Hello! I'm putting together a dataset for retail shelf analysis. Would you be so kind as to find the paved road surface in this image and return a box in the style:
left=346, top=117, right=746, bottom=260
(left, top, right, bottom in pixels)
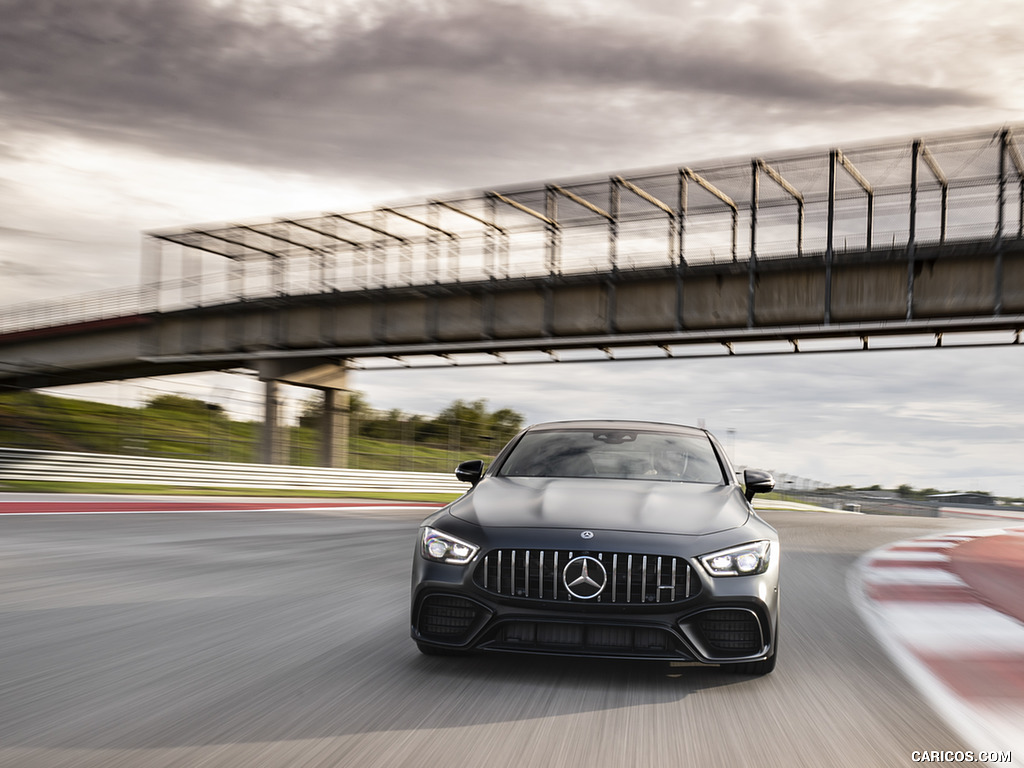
left=0, top=503, right=1010, bottom=768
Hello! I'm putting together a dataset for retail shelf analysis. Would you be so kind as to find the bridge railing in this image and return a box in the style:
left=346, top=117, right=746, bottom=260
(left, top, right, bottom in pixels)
left=0, top=447, right=467, bottom=495
left=2, top=125, right=1022, bottom=336
left=0, top=285, right=149, bottom=336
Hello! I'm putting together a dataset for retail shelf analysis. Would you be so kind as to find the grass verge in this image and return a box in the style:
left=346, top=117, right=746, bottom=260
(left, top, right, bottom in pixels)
left=0, top=480, right=460, bottom=504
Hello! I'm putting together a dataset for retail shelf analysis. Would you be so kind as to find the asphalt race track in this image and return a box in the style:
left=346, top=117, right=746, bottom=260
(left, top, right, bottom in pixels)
left=0, top=499, right=1013, bottom=768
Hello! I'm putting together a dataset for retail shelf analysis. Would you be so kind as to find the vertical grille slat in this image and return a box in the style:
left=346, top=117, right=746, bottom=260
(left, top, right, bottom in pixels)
left=553, top=551, right=559, bottom=600
left=656, top=556, right=663, bottom=603
left=476, top=550, right=699, bottom=605
left=612, top=554, right=618, bottom=602
left=524, top=550, right=530, bottom=598
left=626, top=555, right=633, bottom=602
left=538, top=551, right=545, bottom=600
left=642, top=556, right=648, bottom=603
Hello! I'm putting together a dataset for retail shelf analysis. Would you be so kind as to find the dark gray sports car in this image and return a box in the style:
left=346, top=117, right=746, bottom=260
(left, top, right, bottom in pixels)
left=410, top=419, right=779, bottom=674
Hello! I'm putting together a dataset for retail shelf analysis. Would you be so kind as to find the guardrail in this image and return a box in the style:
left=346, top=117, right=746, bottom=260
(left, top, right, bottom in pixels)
left=939, top=505, right=1024, bottom=522
left=0, top=448, right=467, bottom=495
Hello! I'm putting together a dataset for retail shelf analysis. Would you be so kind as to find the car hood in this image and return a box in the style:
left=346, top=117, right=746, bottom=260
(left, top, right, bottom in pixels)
left=450, top=476, right=750, bottom=536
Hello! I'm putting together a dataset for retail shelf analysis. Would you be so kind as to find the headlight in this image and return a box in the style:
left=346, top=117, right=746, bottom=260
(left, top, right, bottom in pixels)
left=421, top=526, right=479, bottom=565
left=698, top=541, right=771, bottom=577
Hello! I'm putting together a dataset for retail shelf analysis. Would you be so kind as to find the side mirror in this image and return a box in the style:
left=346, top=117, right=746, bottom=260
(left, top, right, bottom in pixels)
left=455, top=459, right=485, bottom=485
left=743, top=469, right=775, bottom=501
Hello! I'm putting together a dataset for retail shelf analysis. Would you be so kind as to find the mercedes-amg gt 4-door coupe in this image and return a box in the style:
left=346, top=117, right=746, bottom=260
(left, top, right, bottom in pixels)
left=411, top=420, right=779, bottom=674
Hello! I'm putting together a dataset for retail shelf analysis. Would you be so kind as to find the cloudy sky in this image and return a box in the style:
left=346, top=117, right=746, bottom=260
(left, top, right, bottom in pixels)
left=2, top=0, right=1023, bottom=496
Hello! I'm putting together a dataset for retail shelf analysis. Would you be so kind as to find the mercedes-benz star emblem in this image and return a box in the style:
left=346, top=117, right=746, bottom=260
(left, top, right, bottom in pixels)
left=562, top=556, right=607, bottom=600
left=580, top=530, right=594, bottom=540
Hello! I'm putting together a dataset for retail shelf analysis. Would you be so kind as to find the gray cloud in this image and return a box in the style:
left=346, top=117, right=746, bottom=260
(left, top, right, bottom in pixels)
left=0, top=0, right=991, bottom=189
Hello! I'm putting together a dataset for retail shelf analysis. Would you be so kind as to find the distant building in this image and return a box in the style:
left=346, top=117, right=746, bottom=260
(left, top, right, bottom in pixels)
left=927, top=492, right=997, bottom=507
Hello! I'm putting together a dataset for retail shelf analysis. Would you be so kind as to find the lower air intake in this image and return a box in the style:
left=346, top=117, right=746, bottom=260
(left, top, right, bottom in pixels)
left=695, top=609, right=764, bottom=655
left=489, top=621, right=680, bottom=657
left=418, top=595, right=483, bottom=642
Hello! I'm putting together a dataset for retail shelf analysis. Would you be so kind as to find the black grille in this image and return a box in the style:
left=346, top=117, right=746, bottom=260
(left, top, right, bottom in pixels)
left=695, top=609, right=763, bottom=655
left=490, top=621, right=680, bottom=656
left=474, top=549, right=697, bottom=604
left=418, top=595, right=484, bottom=641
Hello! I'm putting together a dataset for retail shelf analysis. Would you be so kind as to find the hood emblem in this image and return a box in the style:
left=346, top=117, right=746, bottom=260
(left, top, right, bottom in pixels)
left=580, top=530, right=594, bottom=539
left=563, top=556, right=607, bottom=599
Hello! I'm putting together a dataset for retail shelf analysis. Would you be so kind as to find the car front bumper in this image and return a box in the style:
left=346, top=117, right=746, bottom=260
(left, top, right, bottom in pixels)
left=411, top=547, right=779, bottom=664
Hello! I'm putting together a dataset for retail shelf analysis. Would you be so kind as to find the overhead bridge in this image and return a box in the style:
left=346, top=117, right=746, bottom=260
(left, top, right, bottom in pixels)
left=1, top=125, right=1023, bottom=461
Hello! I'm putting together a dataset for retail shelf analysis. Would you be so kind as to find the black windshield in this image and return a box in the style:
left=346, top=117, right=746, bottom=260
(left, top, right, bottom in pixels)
left=498, top=429, right=726, bottom=484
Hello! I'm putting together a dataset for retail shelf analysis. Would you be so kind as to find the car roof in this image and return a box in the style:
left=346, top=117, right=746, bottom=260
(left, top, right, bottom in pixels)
left=524, top=419, right=709, bottom=437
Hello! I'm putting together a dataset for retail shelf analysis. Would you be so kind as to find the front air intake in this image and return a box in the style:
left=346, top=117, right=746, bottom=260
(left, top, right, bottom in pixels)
left=416, top=595, right=486, bottom=642
left=694, top=609, right=764, bottom=655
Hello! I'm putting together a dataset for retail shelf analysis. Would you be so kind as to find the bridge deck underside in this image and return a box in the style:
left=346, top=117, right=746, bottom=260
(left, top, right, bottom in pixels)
left=142, top=240, right=1024, bottom=369
left=2, top=239, right=1023, bottom=390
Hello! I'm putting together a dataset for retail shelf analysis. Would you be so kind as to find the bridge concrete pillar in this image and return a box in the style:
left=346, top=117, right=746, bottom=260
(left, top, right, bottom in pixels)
left=322, top=387, right=351, bottom=469
left=260, top=378, right=289, bottom=465
left=256, top=358, right=350, bottom=468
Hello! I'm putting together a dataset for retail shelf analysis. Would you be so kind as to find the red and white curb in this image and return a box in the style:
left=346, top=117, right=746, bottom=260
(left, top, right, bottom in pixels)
left=850, top=527, right=1024, bottom=765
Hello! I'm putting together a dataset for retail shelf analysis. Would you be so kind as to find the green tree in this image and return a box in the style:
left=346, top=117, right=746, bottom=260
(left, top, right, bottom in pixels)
left=426, top=399, right=525, bottom=451
left=488, top=407, right=524, bottom=444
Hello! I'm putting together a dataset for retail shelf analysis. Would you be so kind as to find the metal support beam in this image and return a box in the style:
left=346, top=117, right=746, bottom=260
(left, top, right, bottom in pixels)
left=548, top=185, right=613, bottom=221
left=680, top=167, right=739, bottom=262
left=431, top=200, right=508, bottom=233
left=380, top=206, right=459, bottom=285
left=1002, top=130, right=1024, bottom=238
left=329, top=213, right=410, bottom=244
left=486, top=192, right=556, bottom=226
left=550, top=183, right=618, bottom=271
left=484, top=195, right=497, bottom=279
left=380, top=207, right=459, bottom=239
left=908, top=140, right=920, bottom=320
left=826, top=151, right=836, bottom=324
left=835, top=150, right=874, bottom=251
left=612, top=176, right=676, bottom=264
left=755, top=159, right=805, bottom=257
left=614, top=176, right=673, bottom=215
left=996, top=129, right=1008, bottom=315
left=545, top=188, right=560, bottom=275
left=677, top=170, right=688, bottom=266
left=183, top=229, right=281, bottom=260
left=909, top=140, right=920, bottom=255
left=749, top=160, right=759, bottom=327
left=285, top=218, right=368, bottom=249
left=487, top=192, right=558, bottom=275
left=750, top=160, right=760, bottom=263
left=236, top=224, right=319, bottom=253
left=609, top=179, right=620, bottom=270
left=919, top=144, right=949, bottom=244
